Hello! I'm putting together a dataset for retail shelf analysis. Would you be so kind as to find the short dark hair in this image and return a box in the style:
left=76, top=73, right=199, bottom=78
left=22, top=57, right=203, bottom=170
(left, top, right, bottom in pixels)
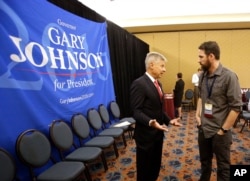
left=198, top=41, right=220, bottom=60
left=177, top=72, right=182, bottom=78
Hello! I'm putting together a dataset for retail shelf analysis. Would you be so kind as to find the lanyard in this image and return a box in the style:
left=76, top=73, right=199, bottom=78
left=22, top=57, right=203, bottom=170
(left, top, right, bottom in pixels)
left=206, top=76, right=217, bottom=98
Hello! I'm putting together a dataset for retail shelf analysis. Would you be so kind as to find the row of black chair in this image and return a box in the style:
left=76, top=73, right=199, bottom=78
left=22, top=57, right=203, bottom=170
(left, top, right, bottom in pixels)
left=233, top=91, right=250, bottom=133
left=109, top=101, right=135, bottom=139
left=234, top=110, right=250, bottom=133
left=239, top=91, right=250, bottom=132
left=1, top=129, right=89, bottom=181
left=89, top=107, right=126, bottom=149
left=181, top=89, right=194, bottom=112
left=0, top=101, right=135, bottom=181
left=17, top=128, right=89, bottom=181
left=0, top=148, right=17, bottom=181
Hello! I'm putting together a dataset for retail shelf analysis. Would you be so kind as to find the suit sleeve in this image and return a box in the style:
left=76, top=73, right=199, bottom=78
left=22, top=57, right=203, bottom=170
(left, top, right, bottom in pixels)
left=130, top=79, right=152, bottom=127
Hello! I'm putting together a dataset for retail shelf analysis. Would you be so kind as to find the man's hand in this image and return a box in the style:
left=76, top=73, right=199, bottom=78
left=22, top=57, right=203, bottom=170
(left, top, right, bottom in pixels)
left=150, top=119, right=169, bottom=132
left=217, top=129, right=224, bottom=135
left=170, top=118, right=183, bottom=126
left=196, top=115, right=201, bottom=126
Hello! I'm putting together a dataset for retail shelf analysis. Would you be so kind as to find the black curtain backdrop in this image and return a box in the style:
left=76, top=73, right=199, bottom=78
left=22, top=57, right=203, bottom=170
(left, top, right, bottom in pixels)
left=48, top=0, right=106, bottom=22
left=48, top=0, right=149, bottom=117
left=107, top=21, right=149, bottom=117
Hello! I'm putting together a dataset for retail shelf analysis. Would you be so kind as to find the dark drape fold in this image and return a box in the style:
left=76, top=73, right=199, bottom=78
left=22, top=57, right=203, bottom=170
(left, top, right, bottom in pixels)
left=48, top=0, right=149, bottom=117
left=107, top=21, right=149, bottom=117
left=48, top=0, right=106, bottom=22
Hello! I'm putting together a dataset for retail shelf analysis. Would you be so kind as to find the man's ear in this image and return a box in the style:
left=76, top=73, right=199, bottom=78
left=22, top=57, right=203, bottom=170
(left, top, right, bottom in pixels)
left=149, top=62, right=154, bottom=68
left=209, top=53, right=215, bottom=59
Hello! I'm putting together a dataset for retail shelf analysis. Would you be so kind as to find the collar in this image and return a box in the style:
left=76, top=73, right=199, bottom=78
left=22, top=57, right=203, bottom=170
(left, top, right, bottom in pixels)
left=145, top=72, right=156, bottom=83
left=205, top=63, right=223, bottom=77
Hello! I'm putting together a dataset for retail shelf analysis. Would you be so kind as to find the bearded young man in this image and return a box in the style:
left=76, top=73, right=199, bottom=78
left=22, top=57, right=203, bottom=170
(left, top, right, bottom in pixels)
left=195, top=41, right=242, bottom=181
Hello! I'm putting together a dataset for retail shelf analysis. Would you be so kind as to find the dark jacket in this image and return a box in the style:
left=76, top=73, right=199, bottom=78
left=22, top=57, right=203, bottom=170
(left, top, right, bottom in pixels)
left=173, top=79, right=185, bottom=107
left=130, top=74, right=170, bottom=149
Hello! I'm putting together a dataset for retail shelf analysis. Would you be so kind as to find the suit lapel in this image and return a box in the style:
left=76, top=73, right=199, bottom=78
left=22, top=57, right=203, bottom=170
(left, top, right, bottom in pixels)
left=143, top=74, right=163, bottom=102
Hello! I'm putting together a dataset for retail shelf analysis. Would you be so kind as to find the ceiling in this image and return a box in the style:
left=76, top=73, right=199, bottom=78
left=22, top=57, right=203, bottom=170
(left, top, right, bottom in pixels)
left=78, top=0, right=250, bottom=33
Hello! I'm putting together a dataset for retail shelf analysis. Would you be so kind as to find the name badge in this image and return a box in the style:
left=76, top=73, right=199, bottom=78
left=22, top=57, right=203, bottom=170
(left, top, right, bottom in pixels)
left=204, top=102, right=213, bottom=118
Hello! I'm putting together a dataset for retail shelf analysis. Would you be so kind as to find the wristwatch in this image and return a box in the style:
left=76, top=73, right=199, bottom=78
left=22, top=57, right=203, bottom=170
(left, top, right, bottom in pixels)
left=220, top=127, right=228, bottom=133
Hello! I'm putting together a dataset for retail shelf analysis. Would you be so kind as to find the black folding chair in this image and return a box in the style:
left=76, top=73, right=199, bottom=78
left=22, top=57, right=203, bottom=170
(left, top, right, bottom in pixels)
left=16, top=129, right=86, bottom=181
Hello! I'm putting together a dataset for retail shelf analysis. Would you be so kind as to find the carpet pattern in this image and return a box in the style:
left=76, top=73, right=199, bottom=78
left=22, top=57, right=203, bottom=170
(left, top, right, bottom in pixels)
left=88, top=110, right=250, bottom=181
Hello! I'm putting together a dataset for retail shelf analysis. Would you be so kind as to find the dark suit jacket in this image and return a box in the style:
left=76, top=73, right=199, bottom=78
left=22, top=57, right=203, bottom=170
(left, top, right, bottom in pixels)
left=130, top=74, right=170, bottom=149
left=173, top=79, right=185, bottom=107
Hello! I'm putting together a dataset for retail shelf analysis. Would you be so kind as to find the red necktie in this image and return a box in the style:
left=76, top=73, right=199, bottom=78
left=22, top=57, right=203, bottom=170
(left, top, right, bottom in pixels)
left=154, top=80, right=163, bottom=99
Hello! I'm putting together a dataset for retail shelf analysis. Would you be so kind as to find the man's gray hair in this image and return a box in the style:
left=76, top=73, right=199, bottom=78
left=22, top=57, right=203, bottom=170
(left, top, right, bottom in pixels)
left=145, top=52, right=167, bottom=69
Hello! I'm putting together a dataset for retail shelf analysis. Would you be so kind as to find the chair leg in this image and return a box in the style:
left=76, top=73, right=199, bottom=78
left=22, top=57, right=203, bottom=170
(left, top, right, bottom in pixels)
left=113, top=142, right=119, bottom=158
left=233, top=115, right=241, bottom=128
left=128, top=126, right=134, bottom=139
left=126, top=129, right=132, bottom=140
left=240, top=119, right=248, bottom=133
left=101, top=151, right=108, bottom=171
left=84, top=165, right=92, bottom=181
left=122, top=134, right=127, bottom=147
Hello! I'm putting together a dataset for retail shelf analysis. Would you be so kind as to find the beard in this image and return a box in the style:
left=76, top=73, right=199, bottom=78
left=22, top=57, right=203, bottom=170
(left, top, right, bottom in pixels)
left=200, top=61, right=211, bottom=72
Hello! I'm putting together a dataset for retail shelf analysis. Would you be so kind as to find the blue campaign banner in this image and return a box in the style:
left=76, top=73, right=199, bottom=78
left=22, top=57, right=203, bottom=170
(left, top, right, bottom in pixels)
left=0, top=0, right=115, bottom=179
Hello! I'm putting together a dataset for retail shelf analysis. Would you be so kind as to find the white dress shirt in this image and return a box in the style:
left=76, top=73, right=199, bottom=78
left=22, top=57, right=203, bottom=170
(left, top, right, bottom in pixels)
left=192, top=73, right=199, bottom=86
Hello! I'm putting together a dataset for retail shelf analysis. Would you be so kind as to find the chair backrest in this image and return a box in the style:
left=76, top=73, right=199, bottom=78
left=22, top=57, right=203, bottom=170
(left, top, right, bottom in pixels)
left=16, top=129, right=86, bottom=181
left=98, top=104, right=111, bottom=125
left=87, top=108, right=103, bottom=132
left=185, top=89, right=194, bottom=100
left=49, top=120, right=74, bottom=152
left=71, top=113, right=91, bottom=140
left=109, top=101, right=120, bottom=119
left=0, top=148, right=16, bottom=181
left=16, top=129, right=51, bottom=167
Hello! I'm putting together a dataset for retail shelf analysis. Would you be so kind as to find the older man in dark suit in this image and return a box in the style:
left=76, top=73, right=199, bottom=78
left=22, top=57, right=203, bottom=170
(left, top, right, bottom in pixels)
left=130, top=52, right=182, bottom=181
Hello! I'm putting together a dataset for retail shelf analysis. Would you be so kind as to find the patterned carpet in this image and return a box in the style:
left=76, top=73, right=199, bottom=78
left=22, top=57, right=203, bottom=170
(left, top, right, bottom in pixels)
left=87, top=110, right=250, bottom=181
